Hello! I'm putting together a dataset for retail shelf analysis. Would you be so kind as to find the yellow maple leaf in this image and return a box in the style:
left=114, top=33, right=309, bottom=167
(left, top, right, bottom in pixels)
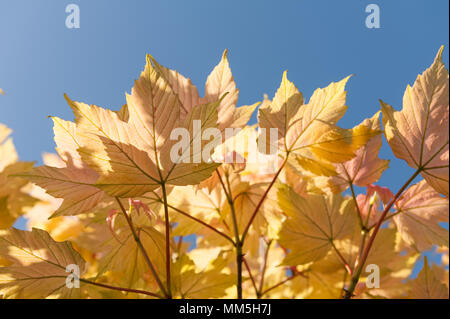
left=278, top=184, right=356, bottom=266
left=258, top=72, right=379, bottom=176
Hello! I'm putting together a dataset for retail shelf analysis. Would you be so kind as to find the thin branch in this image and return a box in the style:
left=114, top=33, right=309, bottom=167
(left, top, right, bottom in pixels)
left=160, top=182, right=173, bottom=298
left=221, top=169, right=244, bottom=299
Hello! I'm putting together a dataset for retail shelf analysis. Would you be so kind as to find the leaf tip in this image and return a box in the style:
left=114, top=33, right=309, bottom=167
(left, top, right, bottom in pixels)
left=222, top=49, right=228, bottom=59
left=435, top=45, right=445, bottom=61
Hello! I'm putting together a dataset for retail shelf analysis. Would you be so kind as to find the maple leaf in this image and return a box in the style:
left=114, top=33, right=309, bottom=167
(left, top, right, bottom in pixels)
left=18, top=118, right=105, bottom=217
left=23, top=175, right=85, bottom=242
left=0, top=124, right=18, bottom=172
left=150, top=50, right=258, bottom=131
left=353, top=184, right=394, bottom=229
left=172, top=254, right=233, bottom=299
left=409, top=256, right=449, bottom=299
left=258, top=72, right=379, bottom=176
left=67, top=56, right=221, bottom=197
left=0, top=125, right=37, bottom=229
left=97, top=222, right=167, bottom=290
left=381, top=46, right=449, bottom=197
left=278, top=184, right=356, bottom=266
left=167, top=185, right=226, bottom=238
left=393, top=180, right=449, bottom=251
left=222, top=181, right=280, bottom=239
left=0, top=228, right=85, bottom=298
left=314, top=112, right=389, bottom=193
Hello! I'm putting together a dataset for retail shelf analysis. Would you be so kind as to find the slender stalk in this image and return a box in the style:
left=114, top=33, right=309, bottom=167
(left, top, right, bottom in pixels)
left=241, top=157, right=287, bottom=242
left=166, top=203, right=235, bottom=246
left=160, top=182, right=172, bottom=298
left=258, top=240, right=272, bottom=294
left=242, top=257, right=259, bottom=298
left=354, top=202, right=374, bottom=268
left=146, top=192, right=235, bottom=245
left=369, top=209, right=401, bottom=229
left=80, top=278, right=163, bottom=298
left=331, top=241, right=353, bottom=275
left=348, top=181, right=366, bottom=230
left=260, top=271, right=304, bottom=297
left=355, top=230, right=368, bottom=269
left=115, top=197, right=169, bottom=298
left=344, top=169, right=421, bottom=299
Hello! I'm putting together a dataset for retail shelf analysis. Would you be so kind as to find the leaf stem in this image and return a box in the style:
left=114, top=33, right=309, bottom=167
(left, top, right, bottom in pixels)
left=241, top=157, right=287, bottom=242
left=80, top=278, right=163, bottom=298
left=260, top=271, right=304, bottom=297
left=145, top=192, right=235, bottom=245
left=115, top=197, right=169, bottom=298
left=166, top=203, right=235, bottom=246
left=343, top=169, right=421, bottom=298
left=348, top=181, right=366, bottom=231
left=331, top=240, right=353, bottom=275
left=242, top=256, right=259, bottom=298
left=258, top=239, right=273, bottom=294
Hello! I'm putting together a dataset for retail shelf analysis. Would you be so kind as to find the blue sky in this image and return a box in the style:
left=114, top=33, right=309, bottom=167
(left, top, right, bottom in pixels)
left=0, top=1, right=449, bottom=272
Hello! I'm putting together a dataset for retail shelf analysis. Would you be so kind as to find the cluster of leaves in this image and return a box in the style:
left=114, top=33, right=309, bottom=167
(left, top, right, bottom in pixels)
left=0, top=47, right=448, bottom=299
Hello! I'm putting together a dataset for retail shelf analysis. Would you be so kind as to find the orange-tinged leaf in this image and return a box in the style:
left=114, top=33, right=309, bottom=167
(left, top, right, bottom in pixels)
left=393, top=180, right=449, bottom=251
left=316, top=112, right=389, bottom=192
left=381, top=46, right=449, bottom=196
left=409, top=256, right=449, bottom=299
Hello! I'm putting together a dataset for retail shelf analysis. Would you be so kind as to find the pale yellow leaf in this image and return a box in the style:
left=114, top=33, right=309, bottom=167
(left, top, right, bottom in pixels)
left=0, top=228, right=85, bottom=298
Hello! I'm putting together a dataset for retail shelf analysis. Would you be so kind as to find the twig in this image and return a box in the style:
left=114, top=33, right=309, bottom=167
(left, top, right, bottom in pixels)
left=160, top=182, right=173, bottom=298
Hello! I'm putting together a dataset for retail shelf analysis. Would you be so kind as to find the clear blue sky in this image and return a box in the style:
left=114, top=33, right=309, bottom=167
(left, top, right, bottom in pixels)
left=1, top=1, right=448, bottom=272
